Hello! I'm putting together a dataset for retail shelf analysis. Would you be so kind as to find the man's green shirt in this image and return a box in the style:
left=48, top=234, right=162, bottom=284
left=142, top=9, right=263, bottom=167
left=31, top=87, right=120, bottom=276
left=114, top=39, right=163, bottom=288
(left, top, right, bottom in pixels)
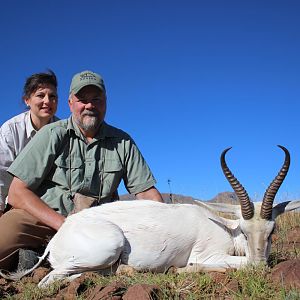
left=8, top=117, right=157, bottom=216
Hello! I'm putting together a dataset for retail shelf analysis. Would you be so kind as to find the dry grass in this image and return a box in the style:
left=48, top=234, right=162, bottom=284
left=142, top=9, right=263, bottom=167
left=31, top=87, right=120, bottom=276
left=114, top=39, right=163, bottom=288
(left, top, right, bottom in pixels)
left=269, top=211, right=300, bottom=266
left=276, top=211, right=300, bottom=231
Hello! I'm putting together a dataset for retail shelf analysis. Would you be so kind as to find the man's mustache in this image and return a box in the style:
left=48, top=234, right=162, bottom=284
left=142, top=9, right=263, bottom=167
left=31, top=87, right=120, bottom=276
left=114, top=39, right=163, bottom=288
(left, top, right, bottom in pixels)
left=82, top=110, right=99, bottom=117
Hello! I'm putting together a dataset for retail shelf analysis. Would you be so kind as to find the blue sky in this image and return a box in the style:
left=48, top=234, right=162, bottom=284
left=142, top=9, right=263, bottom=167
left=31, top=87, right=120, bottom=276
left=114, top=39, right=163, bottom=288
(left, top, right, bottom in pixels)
left=1, top=1, right=300, bottom=201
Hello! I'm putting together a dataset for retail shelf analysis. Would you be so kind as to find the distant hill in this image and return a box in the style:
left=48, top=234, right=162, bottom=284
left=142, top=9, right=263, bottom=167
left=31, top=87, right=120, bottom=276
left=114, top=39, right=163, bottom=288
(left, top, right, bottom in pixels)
left=119, top=193, right=199, bottom=204
left=119, top=191, right=238, bottom=205
left=208, top=192, right=239, bottom=204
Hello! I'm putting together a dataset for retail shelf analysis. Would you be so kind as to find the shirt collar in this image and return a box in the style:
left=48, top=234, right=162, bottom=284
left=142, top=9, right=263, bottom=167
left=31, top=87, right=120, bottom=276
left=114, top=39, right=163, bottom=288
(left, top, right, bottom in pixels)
left=25, top=112, right=59, bottom=139
left=67, top=116, right=117, bottom=141
left=25, top=111, right=37, bottom=139
left=96, top=122, right=115, bottom=139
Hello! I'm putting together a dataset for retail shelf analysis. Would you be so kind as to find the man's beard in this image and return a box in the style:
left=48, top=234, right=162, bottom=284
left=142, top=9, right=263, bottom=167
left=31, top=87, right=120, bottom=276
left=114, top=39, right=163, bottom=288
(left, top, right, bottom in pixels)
left=74, top=110, right=101, bottom=132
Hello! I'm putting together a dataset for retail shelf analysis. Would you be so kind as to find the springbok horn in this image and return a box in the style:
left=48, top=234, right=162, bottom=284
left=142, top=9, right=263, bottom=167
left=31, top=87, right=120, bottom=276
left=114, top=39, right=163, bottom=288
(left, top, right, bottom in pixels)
left=260, top=145, right=290, bottom=220
left=221, top=147, right=254, bottom=220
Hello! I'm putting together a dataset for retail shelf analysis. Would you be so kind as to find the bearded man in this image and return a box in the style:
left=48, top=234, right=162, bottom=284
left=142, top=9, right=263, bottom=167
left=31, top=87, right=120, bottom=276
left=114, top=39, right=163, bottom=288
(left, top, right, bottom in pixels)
left=0, top=70, right=163, bottom=271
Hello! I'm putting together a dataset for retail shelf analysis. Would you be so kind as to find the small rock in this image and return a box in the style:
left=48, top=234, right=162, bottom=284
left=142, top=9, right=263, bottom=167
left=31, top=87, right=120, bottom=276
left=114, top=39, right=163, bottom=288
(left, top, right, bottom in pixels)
left=123, top=284, right=160, bottom=300
left=223, top=278, right=239, bottom=294
left=85, top=281, right=125, bottom=300
left=116, top=264, right=137, bottom=277
left=271, top=259, right=300, bottom=288
left=209, top=272, right=227, bottom=283
left=32, top=267, right=50, bottom=283
left=55, top=278, right=85, bottom=300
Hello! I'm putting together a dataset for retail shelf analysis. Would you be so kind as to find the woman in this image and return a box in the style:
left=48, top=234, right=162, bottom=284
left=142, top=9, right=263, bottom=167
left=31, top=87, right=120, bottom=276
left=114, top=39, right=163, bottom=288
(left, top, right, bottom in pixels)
left=0, top=70, right=59, bottom=216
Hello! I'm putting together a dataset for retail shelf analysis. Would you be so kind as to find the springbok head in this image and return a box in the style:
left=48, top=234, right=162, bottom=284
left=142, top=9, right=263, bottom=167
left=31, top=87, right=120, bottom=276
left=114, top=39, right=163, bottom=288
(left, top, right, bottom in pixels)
left=220, top=145, right=297, bottom=263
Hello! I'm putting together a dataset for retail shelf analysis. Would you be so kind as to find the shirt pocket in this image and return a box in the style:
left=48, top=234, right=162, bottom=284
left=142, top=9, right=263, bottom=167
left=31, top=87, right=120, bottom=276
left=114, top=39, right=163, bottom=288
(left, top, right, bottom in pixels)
left=101, top=159, right=123, bottom=196
left=53, top=155, right=84, bottom=188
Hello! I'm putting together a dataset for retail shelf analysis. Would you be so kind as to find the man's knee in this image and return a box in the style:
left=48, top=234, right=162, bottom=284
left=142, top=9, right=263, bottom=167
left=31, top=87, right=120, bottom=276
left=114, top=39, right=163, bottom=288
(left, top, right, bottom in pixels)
left=0, top=209, right=55, bottom=270
left=0, top=209, right=29, bottom=252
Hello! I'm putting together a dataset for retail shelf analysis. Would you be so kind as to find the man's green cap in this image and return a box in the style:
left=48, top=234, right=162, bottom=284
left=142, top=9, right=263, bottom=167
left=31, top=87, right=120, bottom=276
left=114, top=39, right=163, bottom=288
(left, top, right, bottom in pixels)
left=69, top=70, right=106, bottom=94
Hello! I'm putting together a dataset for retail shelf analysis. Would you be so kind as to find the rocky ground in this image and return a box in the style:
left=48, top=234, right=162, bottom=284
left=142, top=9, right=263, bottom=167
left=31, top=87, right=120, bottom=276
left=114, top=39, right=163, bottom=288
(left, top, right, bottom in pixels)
left=0, top=259, right=299, bottom=299
left=0, top=197, right=299, bottom=299
left=0, top=227, right=299, bottom=299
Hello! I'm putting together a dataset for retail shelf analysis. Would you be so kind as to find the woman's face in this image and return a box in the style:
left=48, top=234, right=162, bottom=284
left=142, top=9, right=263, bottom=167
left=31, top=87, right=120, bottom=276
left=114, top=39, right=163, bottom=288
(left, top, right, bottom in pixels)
left=24, top=84, right=58, bottom=122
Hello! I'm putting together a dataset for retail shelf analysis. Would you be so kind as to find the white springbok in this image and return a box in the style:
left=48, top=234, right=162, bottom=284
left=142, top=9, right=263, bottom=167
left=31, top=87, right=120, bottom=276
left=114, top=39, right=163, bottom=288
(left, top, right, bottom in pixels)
left=1, top=145, right=300, bottom=286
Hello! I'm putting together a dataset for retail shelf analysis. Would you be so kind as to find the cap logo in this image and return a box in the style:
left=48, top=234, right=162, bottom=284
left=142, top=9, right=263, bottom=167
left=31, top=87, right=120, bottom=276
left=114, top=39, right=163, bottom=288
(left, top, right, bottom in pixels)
left=80, top=73, right=98, bottom=81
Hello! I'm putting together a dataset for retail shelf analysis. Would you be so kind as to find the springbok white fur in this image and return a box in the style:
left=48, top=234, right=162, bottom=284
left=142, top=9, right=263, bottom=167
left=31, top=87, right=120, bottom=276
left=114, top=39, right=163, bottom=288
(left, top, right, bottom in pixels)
left=2, top=199, right=299, bottom=287
left=1, top=145, right=299, bottom=286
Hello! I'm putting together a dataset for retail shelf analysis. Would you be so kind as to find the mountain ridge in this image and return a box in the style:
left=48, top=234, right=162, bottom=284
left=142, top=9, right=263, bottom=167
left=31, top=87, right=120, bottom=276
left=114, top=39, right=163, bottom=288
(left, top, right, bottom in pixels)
left=119, top=191, right=239, bottom=204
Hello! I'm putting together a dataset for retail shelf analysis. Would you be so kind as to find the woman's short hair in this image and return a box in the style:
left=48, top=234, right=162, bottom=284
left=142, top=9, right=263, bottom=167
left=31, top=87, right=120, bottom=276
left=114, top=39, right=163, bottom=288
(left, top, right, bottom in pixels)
left=23, top=69, right=57, bottom=99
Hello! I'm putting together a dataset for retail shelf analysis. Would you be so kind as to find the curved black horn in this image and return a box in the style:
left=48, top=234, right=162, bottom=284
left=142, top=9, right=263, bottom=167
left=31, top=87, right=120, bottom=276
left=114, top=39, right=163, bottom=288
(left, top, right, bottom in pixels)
left=221, top=147, right=254, bottom=220
left=260, top=145, right=290, bottom=220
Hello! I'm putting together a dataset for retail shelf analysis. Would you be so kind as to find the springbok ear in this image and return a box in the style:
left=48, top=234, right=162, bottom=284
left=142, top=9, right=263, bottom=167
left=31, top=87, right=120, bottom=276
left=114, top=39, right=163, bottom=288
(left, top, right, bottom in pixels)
left=272, top=200, right=300, bottom=219
left=209, top=216, right=239, bottom=231
left=197, top=202, right=242, bottom=218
